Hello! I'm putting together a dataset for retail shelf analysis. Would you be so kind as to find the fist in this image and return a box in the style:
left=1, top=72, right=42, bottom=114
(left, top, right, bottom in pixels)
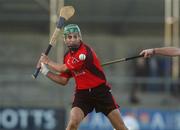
left=40, top=53, right=49, bottom=64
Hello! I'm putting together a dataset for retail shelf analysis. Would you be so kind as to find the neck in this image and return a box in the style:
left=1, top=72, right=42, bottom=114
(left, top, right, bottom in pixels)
left=69, top=42, right=82, bottom=52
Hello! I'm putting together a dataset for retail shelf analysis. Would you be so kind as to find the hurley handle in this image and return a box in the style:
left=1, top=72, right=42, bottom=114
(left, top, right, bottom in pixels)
left=32, top=44, right=52, bottom=79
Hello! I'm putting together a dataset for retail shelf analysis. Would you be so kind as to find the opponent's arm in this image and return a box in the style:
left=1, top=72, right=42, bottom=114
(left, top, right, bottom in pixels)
left=41, top=63, right=69, bottom=86
left=140, top=47, right=180, bottom=58
left=154, top=47, right=180, bottom=56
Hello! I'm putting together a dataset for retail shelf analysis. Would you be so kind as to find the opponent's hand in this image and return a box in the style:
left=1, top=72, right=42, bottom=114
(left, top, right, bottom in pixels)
left=40, top=53, right=50, bottom=65
left=140, top=48, right=154, bottom=58
left=40, top=63, right=49, bottom=76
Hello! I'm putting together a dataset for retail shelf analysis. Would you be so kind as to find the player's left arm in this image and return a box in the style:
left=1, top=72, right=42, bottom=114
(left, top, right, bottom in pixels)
left=48, top=61, right=69, bottom=73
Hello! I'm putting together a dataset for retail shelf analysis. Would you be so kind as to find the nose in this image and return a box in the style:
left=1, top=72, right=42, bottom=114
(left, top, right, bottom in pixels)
left=69, top=37, right=78, bottom=43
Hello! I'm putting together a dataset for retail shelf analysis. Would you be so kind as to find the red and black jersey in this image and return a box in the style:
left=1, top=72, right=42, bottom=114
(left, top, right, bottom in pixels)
left=60, top=41, right=107, bottom=90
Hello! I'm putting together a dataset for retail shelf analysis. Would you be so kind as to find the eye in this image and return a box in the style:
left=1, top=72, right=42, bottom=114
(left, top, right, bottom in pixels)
left=67, top=35, right=72, bottom=39
left=73, top=35, right=78, bottom=39
left=66, top=34, right=79, bottom=39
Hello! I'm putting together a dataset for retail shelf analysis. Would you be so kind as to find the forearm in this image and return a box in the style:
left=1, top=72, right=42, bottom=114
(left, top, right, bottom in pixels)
left=48, top=60, right=68, bottom=73
left=40, top=53, right=68, bottom=72
left=154, top=47, right=180, bottom=56
left=46, top=71, right=69, bottom=86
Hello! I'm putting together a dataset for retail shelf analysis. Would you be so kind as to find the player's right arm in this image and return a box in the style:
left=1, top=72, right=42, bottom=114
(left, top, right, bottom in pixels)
left=41, top=63, right=69, bottom=86
left=46, top=71, right=69, bottom=86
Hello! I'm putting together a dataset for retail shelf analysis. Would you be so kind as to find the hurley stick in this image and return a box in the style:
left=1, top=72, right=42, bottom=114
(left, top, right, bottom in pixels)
left=32, top=6, right=75, bottom=79
left=101, top=55, right=143, bottom=67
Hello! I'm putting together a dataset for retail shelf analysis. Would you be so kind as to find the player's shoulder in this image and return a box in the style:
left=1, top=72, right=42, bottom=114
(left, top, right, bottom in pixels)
left=80, top=41, right=89, bottom=47
left=81, top=41, right=94, bottom=52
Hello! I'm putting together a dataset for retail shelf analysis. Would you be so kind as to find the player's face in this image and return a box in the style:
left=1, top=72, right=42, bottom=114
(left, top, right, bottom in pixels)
left=64, top=33, right=81, bottom=49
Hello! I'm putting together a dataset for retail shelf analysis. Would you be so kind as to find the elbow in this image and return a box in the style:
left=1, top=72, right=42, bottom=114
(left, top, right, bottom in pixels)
left=60, top=68, right=68, bottom=73
left=54, top=74, right=69, bottom=86
left=59, top=78, right=68, bottom=86
left=59, top=64, right=69, bottom=73
left=61, top=82, right=68, bottom=86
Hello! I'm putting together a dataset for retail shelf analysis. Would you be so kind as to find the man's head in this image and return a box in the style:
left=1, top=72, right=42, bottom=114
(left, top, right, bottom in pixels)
left=63, top=24, right=82, bottom=51
left=64, top=24, right=82, bottom=39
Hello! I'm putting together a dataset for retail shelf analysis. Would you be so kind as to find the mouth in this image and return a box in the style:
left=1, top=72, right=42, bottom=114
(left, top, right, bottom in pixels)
left=68, top=45, right=75, bottom=48
left=67, top=44, right=80, bottom=51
